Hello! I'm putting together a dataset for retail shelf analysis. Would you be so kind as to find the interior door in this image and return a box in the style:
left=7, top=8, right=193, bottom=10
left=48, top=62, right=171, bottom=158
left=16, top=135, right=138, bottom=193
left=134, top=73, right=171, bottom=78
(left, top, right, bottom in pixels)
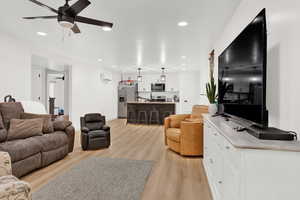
left=179, top=73, right=200, bottom=114
left=31, top=69, right=43, bottom=103
left=181, top=99, right=193, bottom=114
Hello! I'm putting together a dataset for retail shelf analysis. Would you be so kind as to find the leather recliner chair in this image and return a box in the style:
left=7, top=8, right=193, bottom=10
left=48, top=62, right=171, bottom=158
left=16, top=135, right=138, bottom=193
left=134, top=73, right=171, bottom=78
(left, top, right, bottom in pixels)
left=164, top=105, right=208, bottom=156
left=80, top=113, right=111, bottom=150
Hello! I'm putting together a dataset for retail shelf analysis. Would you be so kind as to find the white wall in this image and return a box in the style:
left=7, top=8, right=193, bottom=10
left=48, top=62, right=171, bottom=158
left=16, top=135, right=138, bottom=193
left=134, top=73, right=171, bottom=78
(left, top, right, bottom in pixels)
left=213, top=0, right=300, bottom=134
left=72, top=64, right=120, bottom=129
left=0, top=32, right=120, bottom=130
left=0, top=32, right=31, bottom=101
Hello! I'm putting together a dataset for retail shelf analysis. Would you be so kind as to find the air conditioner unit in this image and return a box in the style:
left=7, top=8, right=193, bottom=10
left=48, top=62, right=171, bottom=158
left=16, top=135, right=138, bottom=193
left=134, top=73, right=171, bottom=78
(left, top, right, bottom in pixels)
left=100, top=72, right=113, bottom=82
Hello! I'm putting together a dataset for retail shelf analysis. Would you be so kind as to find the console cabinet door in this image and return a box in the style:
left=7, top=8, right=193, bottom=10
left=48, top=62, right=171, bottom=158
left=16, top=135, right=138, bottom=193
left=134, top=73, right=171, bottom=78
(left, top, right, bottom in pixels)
left=222, top=158, right=240, bottom=200
left=204, top=124, right=210, bottom=160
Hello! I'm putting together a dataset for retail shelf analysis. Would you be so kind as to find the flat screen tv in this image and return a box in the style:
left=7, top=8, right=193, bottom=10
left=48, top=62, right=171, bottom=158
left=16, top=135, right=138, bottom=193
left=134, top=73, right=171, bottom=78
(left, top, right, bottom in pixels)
left=218, top=9, right=268, bottom=128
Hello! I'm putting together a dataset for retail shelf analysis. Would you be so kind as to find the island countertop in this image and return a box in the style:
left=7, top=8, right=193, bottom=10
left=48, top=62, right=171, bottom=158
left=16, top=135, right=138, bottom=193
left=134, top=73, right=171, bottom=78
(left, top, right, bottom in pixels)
left=126, top=101, right=176, bottom=124
left=127, top=101, right=176, bottom=105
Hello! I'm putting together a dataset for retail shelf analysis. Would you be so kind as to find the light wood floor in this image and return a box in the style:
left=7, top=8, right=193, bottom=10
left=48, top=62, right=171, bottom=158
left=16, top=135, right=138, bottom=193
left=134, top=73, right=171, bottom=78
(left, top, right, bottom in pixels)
left=22, top=119, right=212, bottom=200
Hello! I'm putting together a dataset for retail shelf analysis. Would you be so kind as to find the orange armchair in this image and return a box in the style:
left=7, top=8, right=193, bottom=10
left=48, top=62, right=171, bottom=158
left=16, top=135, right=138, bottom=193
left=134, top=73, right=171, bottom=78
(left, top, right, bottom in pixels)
left=164, top=105, right=208, bottom=156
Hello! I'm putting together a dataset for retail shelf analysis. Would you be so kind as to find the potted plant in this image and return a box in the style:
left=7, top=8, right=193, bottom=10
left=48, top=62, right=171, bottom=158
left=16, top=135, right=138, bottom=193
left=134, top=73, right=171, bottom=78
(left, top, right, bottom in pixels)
left=206, top=50, right=218, bottom=114
left=206, top=77, right=218, bottom=114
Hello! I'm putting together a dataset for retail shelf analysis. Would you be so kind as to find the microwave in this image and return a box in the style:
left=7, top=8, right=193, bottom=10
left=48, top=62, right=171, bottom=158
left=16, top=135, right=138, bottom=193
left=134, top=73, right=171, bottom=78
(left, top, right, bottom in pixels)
left=151, top=83, right=165, bottom=92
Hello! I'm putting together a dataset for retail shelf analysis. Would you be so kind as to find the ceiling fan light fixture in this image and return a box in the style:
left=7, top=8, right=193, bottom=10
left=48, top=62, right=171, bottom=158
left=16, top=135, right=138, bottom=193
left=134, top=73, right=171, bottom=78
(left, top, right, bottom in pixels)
left=102, top=26, right=112, bottom=31
left=59, top=20, right=74, bottom=29
left=24, top=0, right=114, bottom=34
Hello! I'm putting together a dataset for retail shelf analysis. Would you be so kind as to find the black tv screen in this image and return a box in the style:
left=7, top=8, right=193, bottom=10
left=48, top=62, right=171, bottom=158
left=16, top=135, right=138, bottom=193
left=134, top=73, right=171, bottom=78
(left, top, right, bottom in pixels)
left=218, top=9, right=268, bottom=128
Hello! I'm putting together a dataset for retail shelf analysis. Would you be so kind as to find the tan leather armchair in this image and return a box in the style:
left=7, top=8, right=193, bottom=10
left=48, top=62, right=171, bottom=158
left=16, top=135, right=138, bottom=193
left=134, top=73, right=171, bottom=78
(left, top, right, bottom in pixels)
left=164, top=105, right=208, bottom=156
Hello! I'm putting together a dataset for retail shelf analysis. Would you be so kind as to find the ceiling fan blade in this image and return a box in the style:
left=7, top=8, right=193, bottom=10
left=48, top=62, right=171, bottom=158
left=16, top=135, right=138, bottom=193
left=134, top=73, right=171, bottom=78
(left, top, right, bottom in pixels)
left=71, top=23, right=81, bottom=34
left=23, top=15, right=57, bottom=20
left=65, top=0, right=91, bottom=17
left=27, top=0, right=59, bottom=14
left=75, top=16, right=113, bottom=28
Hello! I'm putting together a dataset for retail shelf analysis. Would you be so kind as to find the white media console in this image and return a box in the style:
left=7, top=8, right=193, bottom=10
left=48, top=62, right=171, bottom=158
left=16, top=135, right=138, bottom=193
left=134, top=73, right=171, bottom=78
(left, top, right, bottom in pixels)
left=203, top=114, right=300, bottom=200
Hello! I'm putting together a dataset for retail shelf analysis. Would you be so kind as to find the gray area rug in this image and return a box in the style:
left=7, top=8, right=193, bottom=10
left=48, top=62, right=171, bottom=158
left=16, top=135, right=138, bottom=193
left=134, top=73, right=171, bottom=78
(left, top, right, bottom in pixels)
left=33, top=157, right=154, bottom=200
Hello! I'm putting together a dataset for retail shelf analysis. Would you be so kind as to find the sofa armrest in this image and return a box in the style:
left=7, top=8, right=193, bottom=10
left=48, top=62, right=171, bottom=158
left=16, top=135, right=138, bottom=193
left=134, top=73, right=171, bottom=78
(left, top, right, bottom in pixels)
left=81, top=126, right=90, bottom=133
left=180, top=121, right=203, bottom=156
left=81, top=131, right=89, bottom=151
left=0, top=151, right=12, bottom=176
left=164, top=117, right=171, bottom=129
left=53, top=120, right=72, bottom=131
left=102, top=125, right=110, bottom=132
left=164, top=117, right=171, bottom=145
left=65, top=125, right=75, bottom=153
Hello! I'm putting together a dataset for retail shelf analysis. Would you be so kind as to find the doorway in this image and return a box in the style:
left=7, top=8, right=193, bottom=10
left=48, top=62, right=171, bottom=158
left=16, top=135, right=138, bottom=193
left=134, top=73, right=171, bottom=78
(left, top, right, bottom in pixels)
left=46, top=69, right=70, bottom=115
left=31, top=54, right=72, bottom=116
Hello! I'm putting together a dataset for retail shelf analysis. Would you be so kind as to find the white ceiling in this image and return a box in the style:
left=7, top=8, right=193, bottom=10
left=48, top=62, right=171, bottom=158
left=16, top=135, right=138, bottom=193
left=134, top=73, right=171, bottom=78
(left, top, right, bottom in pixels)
left=0, top=0, right=241, bottom=73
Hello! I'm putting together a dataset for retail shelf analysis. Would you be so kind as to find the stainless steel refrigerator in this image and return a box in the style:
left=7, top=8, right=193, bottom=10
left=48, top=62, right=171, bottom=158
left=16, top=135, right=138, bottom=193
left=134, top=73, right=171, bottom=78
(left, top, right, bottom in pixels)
left=118, top=83, right=138, bottom=118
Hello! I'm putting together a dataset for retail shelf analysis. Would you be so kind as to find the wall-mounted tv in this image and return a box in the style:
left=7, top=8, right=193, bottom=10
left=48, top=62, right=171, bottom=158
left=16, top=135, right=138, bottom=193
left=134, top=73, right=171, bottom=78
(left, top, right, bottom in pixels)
left=218, top=9, right=268, bottom=128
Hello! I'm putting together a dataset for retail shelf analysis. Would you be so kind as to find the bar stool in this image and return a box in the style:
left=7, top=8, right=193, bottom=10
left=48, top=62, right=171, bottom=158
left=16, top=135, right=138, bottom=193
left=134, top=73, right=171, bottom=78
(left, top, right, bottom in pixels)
left=149, top=108, right=160, bottom=125
left=127, top=109, right=136, bottom=124
left=138, top=110, right=148, bottom=124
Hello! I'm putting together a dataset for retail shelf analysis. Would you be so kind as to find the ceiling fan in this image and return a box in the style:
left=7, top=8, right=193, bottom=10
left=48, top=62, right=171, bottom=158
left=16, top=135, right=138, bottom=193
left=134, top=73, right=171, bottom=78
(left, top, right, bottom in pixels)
left=23, top=0, right=113, bottom=34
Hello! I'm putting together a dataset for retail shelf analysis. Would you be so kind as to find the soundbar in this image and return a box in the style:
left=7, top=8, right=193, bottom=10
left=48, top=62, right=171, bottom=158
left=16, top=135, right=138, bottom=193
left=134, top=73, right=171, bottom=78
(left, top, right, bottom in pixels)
left=246, top=127, right=297, bottom=141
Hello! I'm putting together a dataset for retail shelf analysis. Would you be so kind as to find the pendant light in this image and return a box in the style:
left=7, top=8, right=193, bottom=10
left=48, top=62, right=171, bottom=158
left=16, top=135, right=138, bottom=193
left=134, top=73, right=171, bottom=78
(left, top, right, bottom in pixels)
left=160, top=67, right=166, bottom=82
left=137, top=68, right=142, bottom=82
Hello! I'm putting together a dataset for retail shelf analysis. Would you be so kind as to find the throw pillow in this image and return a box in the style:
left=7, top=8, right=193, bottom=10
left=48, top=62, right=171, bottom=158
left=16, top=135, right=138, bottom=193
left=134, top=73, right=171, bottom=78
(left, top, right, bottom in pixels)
left=7, top=118, right=43, bottom=141
left=21, top=113, right=54, bottom=134
left=53, top=120, right=72, bottom=131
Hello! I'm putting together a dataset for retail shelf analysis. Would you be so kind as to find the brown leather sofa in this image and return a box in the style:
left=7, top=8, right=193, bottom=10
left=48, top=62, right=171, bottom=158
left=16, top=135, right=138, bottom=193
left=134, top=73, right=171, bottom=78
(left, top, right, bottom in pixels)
left=0, top=102, right=75, bottom=177
left=164, top=105, right=208, bottom=156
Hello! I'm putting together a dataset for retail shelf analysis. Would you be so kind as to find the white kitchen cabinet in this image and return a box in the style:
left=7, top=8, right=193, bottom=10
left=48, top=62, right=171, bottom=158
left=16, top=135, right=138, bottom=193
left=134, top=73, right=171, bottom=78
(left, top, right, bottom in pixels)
left=203, top=115, right=300, bottom=200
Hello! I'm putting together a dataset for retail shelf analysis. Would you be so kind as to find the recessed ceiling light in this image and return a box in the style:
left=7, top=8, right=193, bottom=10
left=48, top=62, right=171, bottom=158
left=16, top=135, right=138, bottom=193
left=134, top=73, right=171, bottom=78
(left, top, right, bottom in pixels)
left=178, top=21, right=188, bottom=27
left=98, top=58, right=103, bottom=62
left=181, top=56, right=186, bottom=59
left=102, top=27, right=112, bottom=31
left=37, top=32, right=47, bottom=36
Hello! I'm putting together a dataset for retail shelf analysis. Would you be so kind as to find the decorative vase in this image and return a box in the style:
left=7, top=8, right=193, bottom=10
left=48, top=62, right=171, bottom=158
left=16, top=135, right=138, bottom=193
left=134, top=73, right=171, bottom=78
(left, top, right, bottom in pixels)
left=208, top=104, right=217, bottom=115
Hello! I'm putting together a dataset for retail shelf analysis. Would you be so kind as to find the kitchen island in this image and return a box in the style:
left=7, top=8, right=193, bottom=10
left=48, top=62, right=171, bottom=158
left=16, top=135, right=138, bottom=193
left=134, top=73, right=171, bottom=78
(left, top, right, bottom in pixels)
left=127, top=102, right=176, bottom=125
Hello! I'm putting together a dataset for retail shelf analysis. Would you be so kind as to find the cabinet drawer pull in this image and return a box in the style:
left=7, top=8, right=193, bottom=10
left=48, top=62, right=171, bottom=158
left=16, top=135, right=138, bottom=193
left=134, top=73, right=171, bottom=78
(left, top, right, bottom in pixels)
left=209, top=158, right=214, bottom=164
left=218, top=181, right=223, bottom=184
left=225, top=146, right=230, bottom=150
left=213, top=133, right=218, bottom=136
